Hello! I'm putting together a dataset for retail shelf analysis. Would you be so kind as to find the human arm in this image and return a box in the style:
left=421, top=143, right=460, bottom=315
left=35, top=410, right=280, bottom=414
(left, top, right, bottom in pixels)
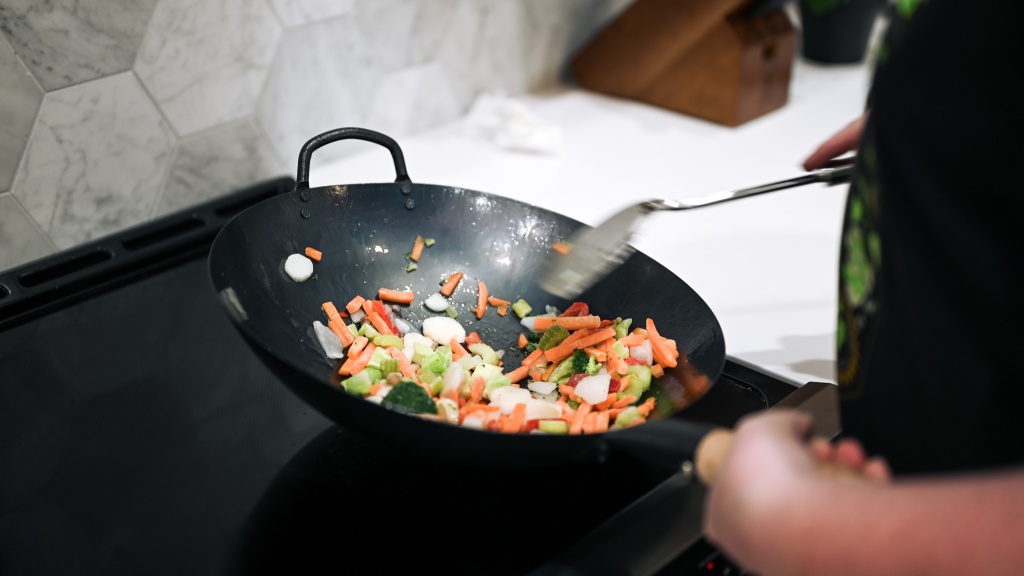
left=702, top=409, right=1024, bottom=576
left=802, top=112, right=869, bottom=171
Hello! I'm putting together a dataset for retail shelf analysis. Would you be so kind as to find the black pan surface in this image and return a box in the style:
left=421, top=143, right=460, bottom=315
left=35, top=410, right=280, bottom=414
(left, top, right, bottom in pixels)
left=208, top=128, right=726, bottom=468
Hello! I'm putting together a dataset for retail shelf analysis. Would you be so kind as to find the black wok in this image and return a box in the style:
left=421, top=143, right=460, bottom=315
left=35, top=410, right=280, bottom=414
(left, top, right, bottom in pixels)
left=208, top=127, right=726, bottom=470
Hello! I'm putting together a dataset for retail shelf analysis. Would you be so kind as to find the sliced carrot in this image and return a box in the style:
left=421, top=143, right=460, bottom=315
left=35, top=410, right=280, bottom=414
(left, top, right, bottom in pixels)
left=465, top=332, right=483, bottom=348
left=646, top=318, right=678, bottom=368
left=594, top=392, right=618, bottom=411
left=338, top=342, right=377, bottom=376
left=487, top=296, right=511, bottom=307
left=532, top=315, right=602, bottom=332
left=366, top=311, right=394, bottom=336
left=581, top=411, right=598, bottom=434
left=637, top=397, right=657, bottom=416
left=521, top=348, right=544, bottom=368
left=439, top=272, right=464, bottom=297
left=386, top=346, right=416, bottom=379
left=322, top=301, right=342, bottom=324
left=595, top=411, right=610, bottom=433
left=410, top=235, right=425, bottom=262
left=449, top=338, right=468, bottom=360
left=328, top=317, right=355, bottom=347
left=470, top=376, right=485, bottom=404
left=651, top=364, right=665, bottom=378
left=347, top=335, right=369, bottom=358
left=569, top=402, right=592, bottom=435
left=506, top=364, right=529, bottom=384
left=378, top=287, right=415, bottom=305
left=496, top=304, right=509, bottom=317
left=542, top=361, right=560, bottom=382
left=612, top=394, right=637, bottom=409
left=552, top=241, right=571, bottom=255
left=346, top=295, right=366, bottom=315
left=305, top=246, right=322, bottom=262
left=460, top=403, right=500, bottom=417
left=517, top=333, right=528, bottom=349
left=544, top=327, right=617, bottom=364
left=583, top=347, right=606, bottom=363
left=606, top=351, right=627, bottom=377
left=504, top=403, right=527, bottom=434
left=619, top=332, right=645, bottom=347
left=476, top=281, right=488, bottom=320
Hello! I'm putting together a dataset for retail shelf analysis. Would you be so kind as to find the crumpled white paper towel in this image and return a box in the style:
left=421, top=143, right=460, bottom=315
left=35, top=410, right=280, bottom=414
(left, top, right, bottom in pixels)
left=464, top=92, right=563, bottom=155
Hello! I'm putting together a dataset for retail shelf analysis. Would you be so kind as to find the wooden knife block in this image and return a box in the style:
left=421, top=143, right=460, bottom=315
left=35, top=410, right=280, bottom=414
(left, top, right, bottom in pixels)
left=570, top=0, right=796, bottom=127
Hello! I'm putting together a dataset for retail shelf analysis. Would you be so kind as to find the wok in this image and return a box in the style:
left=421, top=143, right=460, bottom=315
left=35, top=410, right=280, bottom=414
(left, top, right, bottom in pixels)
left=208, top=127, right=726, bottom=471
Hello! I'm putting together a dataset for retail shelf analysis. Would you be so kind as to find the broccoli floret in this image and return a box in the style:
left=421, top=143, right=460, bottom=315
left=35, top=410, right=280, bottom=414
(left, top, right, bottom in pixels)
left=524, top=342, right=538, bottom=355
left=571, top=349, right=590, bottom=374
left=380, top=380, right=438, bottom=415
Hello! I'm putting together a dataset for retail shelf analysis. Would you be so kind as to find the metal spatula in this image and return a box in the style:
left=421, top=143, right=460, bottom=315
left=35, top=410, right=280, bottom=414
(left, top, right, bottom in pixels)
left=538, top=158, right=856, bottom=300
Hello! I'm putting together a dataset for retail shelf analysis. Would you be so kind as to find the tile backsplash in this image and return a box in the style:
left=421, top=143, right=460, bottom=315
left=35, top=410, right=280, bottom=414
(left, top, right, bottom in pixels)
left=0, top=0, right=629, bottom=271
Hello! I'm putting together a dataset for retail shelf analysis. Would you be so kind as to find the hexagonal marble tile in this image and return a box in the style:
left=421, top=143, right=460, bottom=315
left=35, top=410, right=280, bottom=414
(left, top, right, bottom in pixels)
left=0, top=0, right=159, bottom=91
left=12, top=72, right=176, bottom=250
left=0, top=193, right=53, bottom=272
left=0, top=33, right=42, bottom=195
left=134, top=0, right=282, bottom=136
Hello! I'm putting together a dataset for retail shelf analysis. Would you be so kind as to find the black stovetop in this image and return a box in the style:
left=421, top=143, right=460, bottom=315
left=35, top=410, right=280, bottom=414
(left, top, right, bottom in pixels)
left=0, top=178, right=801, bottom=576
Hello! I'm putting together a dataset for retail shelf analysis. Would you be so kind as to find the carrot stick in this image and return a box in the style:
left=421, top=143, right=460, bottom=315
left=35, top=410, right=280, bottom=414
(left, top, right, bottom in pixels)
left=619, top=332, right=645, bottom=347
left=410, top=235, right=425, bottom=262
left=504, top=403, right=527, bottom=434
left=595, top=411, right=609, bottom=433
left=322, top=301, right=342, bottom=324
left=439, top=272, right=464, bottom=297
left=328, top=317, right=355, bottom=347
left=338, top=342, right=377, bottom=376
left=487, top=296, right=510, bottom=307
left=637, top=397, right=657, bottom=416
left=532, top=315, right=602, bottom=332
left=368, top=383, right=383, bottom=396
left=542, top=362, right=560, bottom=382
left=583, top=347, right=606, bottom=363
left=449, top=338, right=468, bottom=360
left=517, top=333, right=528, bottom=349
left=506, top=364, right=529, bottom=384
left=651, top=364, right=665, bottom=378
left=544, top=327, right=617, bottom=363
left=378, top=287, right=415, bottom=305
left=386, top=346, right=416, bottom=379
left=646, top=318, right=678, bottom=368
left=613, top=395, right=637, bottom=408
left=475, top=281, right=488, bottom=320
left=470, top=376, right=485, bottom=404
left=606, top=351, right=627, bottom=377
left=460, top=403, right=500, bottom=417
left=367, top=311, right=394, bottom=336
left=522, top=348, right=544, bottom=368
left=465, top=332, right=483, bottom=348
left=552, top=242, right=571, bottom=255
left=345, top=295, right=366, bottom=315
left=569, top=403, right=592, bottom=435
left=595, top=392, right=618, bottom=411
left=305, top=247, right=322, bottom=262
left=347, top=335, right=369, bottom=358
left=581, top=411, right=598, bottom=434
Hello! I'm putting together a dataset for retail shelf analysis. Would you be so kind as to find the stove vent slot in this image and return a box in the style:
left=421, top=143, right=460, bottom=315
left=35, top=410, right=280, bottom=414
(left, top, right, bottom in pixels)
left=122, top=216, right=205, bottom=251
left=17, top=248, right=113, bottom=288
left=0, top=284, right=8, bottom=300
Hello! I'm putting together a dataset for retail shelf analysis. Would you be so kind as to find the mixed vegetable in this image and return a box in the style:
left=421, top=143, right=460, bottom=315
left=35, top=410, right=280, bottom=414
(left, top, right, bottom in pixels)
left=306, top=238, right=682, bottom=435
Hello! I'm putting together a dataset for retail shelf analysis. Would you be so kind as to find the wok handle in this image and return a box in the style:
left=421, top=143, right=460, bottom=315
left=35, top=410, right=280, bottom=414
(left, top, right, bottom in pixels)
left=295, top=127, right=411, bottom=190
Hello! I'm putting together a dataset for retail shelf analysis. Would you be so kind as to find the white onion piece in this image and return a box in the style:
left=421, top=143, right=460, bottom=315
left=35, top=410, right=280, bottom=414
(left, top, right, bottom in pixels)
left=403, top=332, right=435, bottom=362
left=284, top=254, right=313, bottom=282
left=441, top=363, right=465, bottom=395
left=489, top=386, right=532, bottom=413
left=313, top=320, right=345, bottom=359
left=423, top=292, right=449, bottom=312
left=349, top=309, right=366, bottom=324
left=524, top=398, right=562, bottom=421
left=520, top=316, right=538, bottom=332
left=630, top=340, right=654, bottom=365
left=527, top=381, right=557, bottom=395
left=393, top=317, right=413, bottom=336
left=462, top=417, right=484, bottom=430
left=422, top=316, right=466, bottom=344
left=575, top=374, right=612, bottom=405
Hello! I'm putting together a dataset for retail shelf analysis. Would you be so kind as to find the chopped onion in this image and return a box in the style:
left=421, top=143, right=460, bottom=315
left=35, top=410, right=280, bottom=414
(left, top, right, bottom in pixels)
left=630, top=340, right=654, bottom=365
left=441, top=363, right=465, bottom=395
left=393, top=317, right=413, bottom=335
left=520, top=316, right=538, bottom=332
left=575, top=374, right=612, bottom=405
left=349, top=309, right=366, bottom=324
left=523, top=398, right=562, bottom=421
left=422, top=315, right=466, bottom=344
left=527, top=381, right=557, bottom=395
left=423, top=292, right=449, bottom=312
left=313, top=320, right=345, bottom=359
left=284, top=253, right=314, bottom=282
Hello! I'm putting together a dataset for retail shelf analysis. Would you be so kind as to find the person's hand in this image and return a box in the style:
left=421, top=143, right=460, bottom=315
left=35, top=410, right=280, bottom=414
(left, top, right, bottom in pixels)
left=702, top=410, right=890, bottom=572
left=802, top=112, right=869, bottom=171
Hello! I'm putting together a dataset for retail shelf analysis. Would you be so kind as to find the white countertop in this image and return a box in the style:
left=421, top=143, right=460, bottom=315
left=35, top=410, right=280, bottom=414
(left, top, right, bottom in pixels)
left=310, top=57, right=875, bottom=387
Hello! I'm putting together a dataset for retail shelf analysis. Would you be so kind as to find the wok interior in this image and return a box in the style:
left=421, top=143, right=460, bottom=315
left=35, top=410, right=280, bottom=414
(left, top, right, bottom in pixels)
left=209, top=182, right=725, bottom=444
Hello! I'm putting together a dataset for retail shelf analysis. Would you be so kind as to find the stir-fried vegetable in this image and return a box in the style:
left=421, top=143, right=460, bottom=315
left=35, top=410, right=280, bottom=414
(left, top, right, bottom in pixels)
left=313, top=276, right=682, bottom=434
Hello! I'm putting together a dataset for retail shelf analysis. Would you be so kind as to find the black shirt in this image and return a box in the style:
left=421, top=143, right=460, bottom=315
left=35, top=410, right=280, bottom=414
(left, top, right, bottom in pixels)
left=836, top=0, right=1024, bottom=475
